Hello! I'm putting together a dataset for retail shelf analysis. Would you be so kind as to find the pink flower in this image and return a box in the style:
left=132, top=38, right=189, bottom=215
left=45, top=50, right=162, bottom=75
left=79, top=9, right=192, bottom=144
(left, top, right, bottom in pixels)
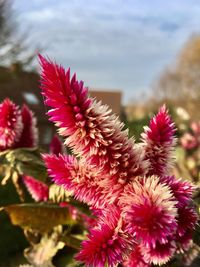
left=15, top=104, right=38, bottom=148
left=141, top=105, right=176, bottom=176
left=180, top=133, right=198, bottom=150
left=120, top=176, right=177, bottom=247
left=23, top=175, right=49, bottom=202
left=123, top=245, right=150, bottom=267
left=141, top=239, right=176, bottom=265
left=39, top=54, right=147, bottom=189
left=161, top=175, right=194, bottom=208
left=176, top=206, right=197, bottom=237
left=50, top=134, right=64, bottom=155
left=38, top=55, right=197, bottom=267
left=191, top=121, right=200, bottom=135
left=43, top=154, right=112, bottom=208
left=0, top=98, right=23, bottom=150
left=76, top=208, right=130, bottom=267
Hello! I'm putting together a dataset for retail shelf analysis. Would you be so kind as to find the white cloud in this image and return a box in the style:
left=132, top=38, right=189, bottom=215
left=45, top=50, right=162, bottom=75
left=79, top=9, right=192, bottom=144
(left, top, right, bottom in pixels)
left=14, top=0, right=200, bottom=103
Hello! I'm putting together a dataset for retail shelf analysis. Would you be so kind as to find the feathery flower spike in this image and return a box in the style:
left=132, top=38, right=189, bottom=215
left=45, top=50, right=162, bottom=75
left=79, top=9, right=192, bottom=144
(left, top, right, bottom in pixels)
left=15, top=104, right=38, bottom=148
left=49, top=134, right=64, bottom=155
left=23, top=175, right=49, bottom=202
left=39, top=54, right=147, bottom=189
left=0, top=98, right=22, bottom=150
left=141, top=105, right=176, bottom=176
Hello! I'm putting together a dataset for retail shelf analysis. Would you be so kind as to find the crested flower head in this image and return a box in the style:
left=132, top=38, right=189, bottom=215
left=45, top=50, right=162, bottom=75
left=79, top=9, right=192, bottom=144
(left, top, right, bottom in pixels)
left=141, top=239, right=176, bottom=265
left=23, top=175, right=49, bottom=202
left=39, top=54, right=147, bottom=189
left=161, top=175, right=194, bottom=208
left=180, top=133, right=198, bottom=150
left=123, top=245, right=150, bottom=267
left=176, top=206, right=197, bottom=238
left=0, top=98, right=23, bottom=150
left=119, top=176, right=177, bottom=247
left=76, top=208, right=130, bottom=267
left=38, top=55, right=198, bottom=267
left=15, top=104, right=38, bottom=148
left=49, top=134, right=64, bottom=155
left=43, top=154, right=120, bottom=208
left=141, top=105, right=176, bottom=176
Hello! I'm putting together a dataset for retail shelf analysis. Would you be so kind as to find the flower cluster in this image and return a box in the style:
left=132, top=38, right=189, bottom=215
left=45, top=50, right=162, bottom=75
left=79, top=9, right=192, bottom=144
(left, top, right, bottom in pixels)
left=39, top=55, right=197, bottom=267
left=181, top=121, right=200, bottom=150
left=0, top=98, right=38, bottom=150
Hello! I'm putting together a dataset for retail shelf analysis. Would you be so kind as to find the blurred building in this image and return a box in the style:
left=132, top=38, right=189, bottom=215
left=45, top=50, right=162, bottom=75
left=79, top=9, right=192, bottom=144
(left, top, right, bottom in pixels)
left=89, top=89, right=122, bottom=116
left=0, top=65, right=122, bottom=147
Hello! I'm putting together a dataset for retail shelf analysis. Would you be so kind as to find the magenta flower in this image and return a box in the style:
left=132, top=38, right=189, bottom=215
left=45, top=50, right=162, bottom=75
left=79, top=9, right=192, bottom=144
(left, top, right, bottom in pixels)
left=181, top=121, right=200, bottom=150
left=119, top=176, right=177, bottom=247
left=50, top=134, right=64, bottom=155
left=76, top=208, right=131, bottom=267
left=39, top=55, right=197, bottom=267
left=161, top=175, right=194, bottom=208
left=15, top=104, right=38, bottom=148
left=123, top=245, right=150, bottom=267
left=23, top=175, right=49, bottom=202
left=39, top=55, right=147, bottom=189
left=0, top=98, right=23, bottom=150
left=191, top=121, right=200, bottom=135
left=141, top=239, right=176, bottom=265
left=141, top=105, right=176, bottom=176
left=181, top=133, right=198, bottom=150
left=0, top=99, right=38, bottom=150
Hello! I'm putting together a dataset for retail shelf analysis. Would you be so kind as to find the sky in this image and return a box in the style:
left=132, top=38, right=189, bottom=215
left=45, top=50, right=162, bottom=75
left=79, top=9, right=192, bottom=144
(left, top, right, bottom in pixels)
left=14, top=0, right=200, bottom=103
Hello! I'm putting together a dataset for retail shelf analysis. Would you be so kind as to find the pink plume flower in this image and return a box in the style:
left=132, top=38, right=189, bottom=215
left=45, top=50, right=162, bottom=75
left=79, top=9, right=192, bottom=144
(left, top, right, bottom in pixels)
left=180, top=133, right=198, bottom=150
left=38, top=55, right=197, bottom=267
left=0, top=98, right=23, bottom=150
left=123, top=245, right=150, bottom=267
left=15, top=104, right=38, bottom=148
left=39, top=54, right=147, bottom=188
left=141, top=239, right=176, bottom=265
left=76, top=208, right=130, bottom=267
left=23, top=175, right=49, bottom=202
left=50, top=134, right=64, bottom=155
left=191, top=121, right=200, bottom=135
left=161, top=175, right=194, bottom=208
left=120, top=176, right=177, bottom=247
left=176, top=206, right=197, bottom=238
left=141, top=105, right=176, bottom=176
left=43, top=154, right=120, bottom=208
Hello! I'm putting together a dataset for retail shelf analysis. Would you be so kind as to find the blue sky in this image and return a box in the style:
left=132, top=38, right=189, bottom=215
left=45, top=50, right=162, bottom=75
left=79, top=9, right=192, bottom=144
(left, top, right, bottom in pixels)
left=14, top=0, right=200, bottom=103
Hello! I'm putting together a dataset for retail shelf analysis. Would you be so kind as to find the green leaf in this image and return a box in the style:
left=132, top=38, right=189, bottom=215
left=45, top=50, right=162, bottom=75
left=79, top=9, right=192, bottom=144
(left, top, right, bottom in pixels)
left=60, top=234, right=82, bottom=249
left=3, top=203, right=76, bottom=232
left=3, top=148, right=47, bottom=182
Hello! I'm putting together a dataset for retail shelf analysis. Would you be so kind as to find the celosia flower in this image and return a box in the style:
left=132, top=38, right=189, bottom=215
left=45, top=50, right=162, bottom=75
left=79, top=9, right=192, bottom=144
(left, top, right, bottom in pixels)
left=161, top=175, right=194, bottom=208
left=76, top=208, right=131, bottom=267
left=191, top=121, right=200, bottom=135
left=180, top=133, right=198, bottom=150
left=39, top=54, right=147, bottom=189
left=141, top=105, right=176, bottom=176
left=123, top=245, right=150, bottom=267
left=50, top=134, right=63, bottom=155
left=15, top=104, right=38, bottom=148
left=176, top=206, right=197, bottom=238
left=23, top=175, right=49, bottom=202
left=119, top=176, right=177, bottom=247
left=38, top=55, right=197, bottom=267
left=141, top=239, right=176, bottom=265
left=43, top=154, right=118, bottom=208
left=0, top=98, right=23, bottom=150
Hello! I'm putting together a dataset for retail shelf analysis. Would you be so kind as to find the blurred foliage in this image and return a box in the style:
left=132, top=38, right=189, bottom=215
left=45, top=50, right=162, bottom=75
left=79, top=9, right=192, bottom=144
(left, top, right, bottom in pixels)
left=152, top=34, right=200, bottom=120
left=0, top=0, right=36, bottom=69
left=0, top=147, right=89, bottom=266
